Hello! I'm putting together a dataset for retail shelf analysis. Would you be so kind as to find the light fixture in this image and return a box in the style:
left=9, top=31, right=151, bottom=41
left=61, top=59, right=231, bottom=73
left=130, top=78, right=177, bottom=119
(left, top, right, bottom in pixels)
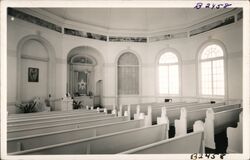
left=11, top=16, right=15, bottom=21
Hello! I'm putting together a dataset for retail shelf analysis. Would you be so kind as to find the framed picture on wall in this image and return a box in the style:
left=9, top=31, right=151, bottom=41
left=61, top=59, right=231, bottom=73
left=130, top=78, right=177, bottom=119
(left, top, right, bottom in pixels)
left=28, top=67, right=39, bottom=82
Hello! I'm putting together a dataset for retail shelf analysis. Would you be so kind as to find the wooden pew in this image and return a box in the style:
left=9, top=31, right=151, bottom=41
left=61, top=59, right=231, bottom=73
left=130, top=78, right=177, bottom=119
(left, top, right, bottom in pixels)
left=120, top=102, right=209, bottom=121
left=116, top=102, right=191, bottom=116
left=155, top=102, right=225, bottom=126
left=227, top=112, right=242, bottom=153
left=8, top=114, right=115, bottom=130
left=174, top=104, right=240, bottom=136
left=8, top=108, right=98, bottom=120
left=120, top=102, right=200, bottom=119
left=124, top=102, right=223, bottom=126
left=204, top=107, right=242, bottom=149
left=8, top=110, right=108, bottom=125
left=119, top=120, right=205, bottom=154
left=8, top=116, right=129, bottom=138
left=8, top=119, right=145, bottom=153
left=10, top=123, right=169, bottom=155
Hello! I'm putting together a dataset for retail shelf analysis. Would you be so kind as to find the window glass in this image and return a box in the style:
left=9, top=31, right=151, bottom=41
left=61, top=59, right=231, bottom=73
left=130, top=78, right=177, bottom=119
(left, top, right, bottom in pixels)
left=200, top=44, right=225, bottom=96
left=158, top=52, right=179, bottom=94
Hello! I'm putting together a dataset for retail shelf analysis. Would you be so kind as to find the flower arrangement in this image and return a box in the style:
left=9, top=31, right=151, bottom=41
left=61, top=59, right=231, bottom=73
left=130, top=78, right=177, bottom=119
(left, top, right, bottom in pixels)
left=16, top=101, right=38, bottom=113
left=73, top=100, right=83, bottom=109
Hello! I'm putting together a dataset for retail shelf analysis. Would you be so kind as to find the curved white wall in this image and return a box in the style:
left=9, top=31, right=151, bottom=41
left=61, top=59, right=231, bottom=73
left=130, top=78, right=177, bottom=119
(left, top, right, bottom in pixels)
left=7, top=14, right=243, bottom=112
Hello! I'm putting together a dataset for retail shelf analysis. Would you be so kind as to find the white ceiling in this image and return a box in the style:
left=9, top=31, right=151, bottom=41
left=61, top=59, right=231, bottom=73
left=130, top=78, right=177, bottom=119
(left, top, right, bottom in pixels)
left=43, top=8, right=232, bottom=31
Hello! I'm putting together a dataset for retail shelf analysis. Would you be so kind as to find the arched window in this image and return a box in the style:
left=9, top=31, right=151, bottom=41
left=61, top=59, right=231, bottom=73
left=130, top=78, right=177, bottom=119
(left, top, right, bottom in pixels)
left=199, top=44, right=225, bottom=96
left=118, top=52, right=139, bottom=95
left=158, top=52, right=179, bottom=94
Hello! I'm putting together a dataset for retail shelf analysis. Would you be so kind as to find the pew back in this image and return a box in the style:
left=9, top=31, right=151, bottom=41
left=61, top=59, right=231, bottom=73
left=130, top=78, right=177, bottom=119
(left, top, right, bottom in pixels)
left=187, top=104, right=240, bottom=129
left=214, top=108, right=242, bottom=134
left=122, top=102, right=200, bottom=118
left=8, top=114, right=115, bottom=130
left=8, top=109, right=96, bottom=120
left=120, top=131, right=204, bottom=154
left=8, top=112, right=107, bottom=125
left=8, top=116, right=129, bottom=138
left=160, top=102, right=224, bottom=125
left=174, top=104, right=240, bottom=136
left=10, top=123, right=168, bottom=155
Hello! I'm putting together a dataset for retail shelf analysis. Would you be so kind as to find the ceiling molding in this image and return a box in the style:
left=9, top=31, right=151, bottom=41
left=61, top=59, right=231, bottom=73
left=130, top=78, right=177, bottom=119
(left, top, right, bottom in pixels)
left=23, top=8, right=241, bottom=35
left=10, top=8, right=243, bottom=41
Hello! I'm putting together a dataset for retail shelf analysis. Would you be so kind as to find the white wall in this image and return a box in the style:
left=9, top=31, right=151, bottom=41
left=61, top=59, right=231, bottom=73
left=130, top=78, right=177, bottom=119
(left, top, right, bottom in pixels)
left=7, top=15, right=243, bottom=112
left=21, top=59, right=48, bottom=102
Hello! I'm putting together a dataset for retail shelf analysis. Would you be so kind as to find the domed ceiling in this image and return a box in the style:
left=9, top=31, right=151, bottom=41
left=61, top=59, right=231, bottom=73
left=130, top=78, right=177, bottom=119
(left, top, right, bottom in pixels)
left=43, top=8, right=232, bottom=32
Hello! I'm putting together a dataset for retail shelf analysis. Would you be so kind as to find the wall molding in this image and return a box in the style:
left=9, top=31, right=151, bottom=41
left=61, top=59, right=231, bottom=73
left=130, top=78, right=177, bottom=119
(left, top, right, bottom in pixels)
left=64, top=28, right=107, bottom=42
left=104, top=62, right=198, bottom=68
left=21, top=54, right=49, bottom=62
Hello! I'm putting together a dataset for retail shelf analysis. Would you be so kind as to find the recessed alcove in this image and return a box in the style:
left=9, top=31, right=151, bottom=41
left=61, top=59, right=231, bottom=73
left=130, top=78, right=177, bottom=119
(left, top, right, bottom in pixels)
left=67, top=46, right=104, bottom=107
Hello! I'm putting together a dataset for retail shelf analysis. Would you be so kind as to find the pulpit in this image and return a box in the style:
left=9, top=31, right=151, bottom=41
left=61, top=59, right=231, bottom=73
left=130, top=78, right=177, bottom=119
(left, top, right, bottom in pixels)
left=55, top=97, right=73, bottom=111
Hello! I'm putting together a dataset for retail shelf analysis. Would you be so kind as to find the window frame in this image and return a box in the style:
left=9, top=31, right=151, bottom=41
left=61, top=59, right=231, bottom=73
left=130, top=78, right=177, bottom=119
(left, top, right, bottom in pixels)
left=156, top=48, right=182, bottom=96
left=197, top=40, right=228, bottom=99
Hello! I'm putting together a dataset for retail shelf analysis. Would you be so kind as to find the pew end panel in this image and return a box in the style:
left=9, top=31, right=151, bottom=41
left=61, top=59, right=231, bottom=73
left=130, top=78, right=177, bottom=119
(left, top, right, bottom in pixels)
left=174, top=107, right=187, bottom=136
left=226, top=112, right=243, bottom=153
left=204, top=108, right=216, bottom=149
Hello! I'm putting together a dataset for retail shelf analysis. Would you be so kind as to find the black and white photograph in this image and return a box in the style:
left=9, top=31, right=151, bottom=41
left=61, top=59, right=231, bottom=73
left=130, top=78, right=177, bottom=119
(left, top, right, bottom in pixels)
left=1, top=1, right=249, bottom=160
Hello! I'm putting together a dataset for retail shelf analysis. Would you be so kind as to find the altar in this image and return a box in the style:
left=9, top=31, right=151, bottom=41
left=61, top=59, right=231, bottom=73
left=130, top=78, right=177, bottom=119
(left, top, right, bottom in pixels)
left=74, top=96, right=94, bottom=107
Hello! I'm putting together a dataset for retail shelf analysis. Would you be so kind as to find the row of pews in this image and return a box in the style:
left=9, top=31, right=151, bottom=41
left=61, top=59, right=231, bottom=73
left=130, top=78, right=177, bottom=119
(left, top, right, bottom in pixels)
left=7, top=101, right=242, bottom=154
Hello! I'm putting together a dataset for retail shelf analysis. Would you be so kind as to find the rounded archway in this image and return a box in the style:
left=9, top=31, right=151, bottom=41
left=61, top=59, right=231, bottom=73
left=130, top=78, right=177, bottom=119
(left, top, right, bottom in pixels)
left=115, top=49, right=142, bottom=106
left=16, top=35, right=56, bottom=103
left=196, top=39, right=228, bottom=98
left=67, top=46, right=104, bottom=107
